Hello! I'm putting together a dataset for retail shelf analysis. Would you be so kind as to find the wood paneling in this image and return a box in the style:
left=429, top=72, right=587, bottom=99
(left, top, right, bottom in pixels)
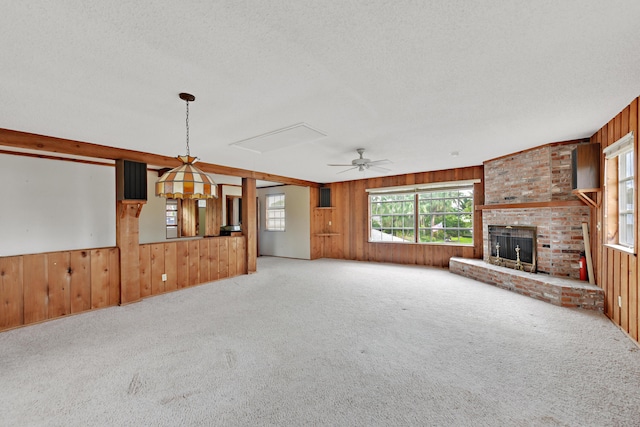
left=137, top=236, right=244, bottom=298
left=188, top=240, right=200, bottom=286
left=181, top=200, right=197, bottom=237
left=219, top=239, right=229, bottom=279
left=229, top=238, right=238, bottom=277
left=0, top=256, right=23, bottom=329
left=139, top=245, right=152, bottom=297
left=164, top=243, right=178, bottom=292
left=22, top=254, right=48, bottom=324
left=199, top=240, right=210, bottom=283
left=108, top=248, right=120, bottom=306
left=70, top=250, right=91, bottom=313
left=90, top=248, right=111, bottom=309
left=150, top=244, right=165, bottom=295
left=0, top=248, right=120, bottom=332
left=0, top=237, right=247, bottom=331
left=176, top=241, right=189, bottom=289
left=311, top=166, right=485, bottom=267
left=209, top=238, right=220, bottom=281
left=590, top=96, right=640, bottom=345
left=49, top=251, right=71, bottom=318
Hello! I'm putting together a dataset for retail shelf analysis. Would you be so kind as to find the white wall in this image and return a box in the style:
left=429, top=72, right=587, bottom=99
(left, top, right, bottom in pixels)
left=257, top=185, right=310, bottom=259
left=0, top=153, right=115, bottom=256
left=139, top=170, right=168, bottom=243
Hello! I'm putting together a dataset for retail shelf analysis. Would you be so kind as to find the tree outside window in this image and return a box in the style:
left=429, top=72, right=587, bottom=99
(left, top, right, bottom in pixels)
left=369, top=186, right=473, bottom=245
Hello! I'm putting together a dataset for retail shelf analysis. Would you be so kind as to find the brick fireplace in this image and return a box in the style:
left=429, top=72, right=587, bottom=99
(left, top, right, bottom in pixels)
left=482, top=141, right=591, bottom=279
left=450, top=140, right=603, bottom=310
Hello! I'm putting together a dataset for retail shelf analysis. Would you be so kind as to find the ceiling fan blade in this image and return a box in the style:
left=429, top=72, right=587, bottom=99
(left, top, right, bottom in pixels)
left=337, top=166, right=359, bottom=174
left=367, top=159, right=391, bottom=166
left=327, top=163, right=354, bottom=167
left=369, top=165, right=391, bottom=173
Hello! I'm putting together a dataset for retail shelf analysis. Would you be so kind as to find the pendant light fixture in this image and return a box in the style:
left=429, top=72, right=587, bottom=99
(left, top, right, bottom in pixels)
left=155, top=93, right=217, bottom=199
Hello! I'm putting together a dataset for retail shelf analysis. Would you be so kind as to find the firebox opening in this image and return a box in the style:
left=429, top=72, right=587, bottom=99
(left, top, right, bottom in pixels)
left=488, top=225, right=537, bottom=273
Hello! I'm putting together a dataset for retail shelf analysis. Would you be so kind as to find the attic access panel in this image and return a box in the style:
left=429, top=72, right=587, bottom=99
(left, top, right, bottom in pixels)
left=230, top=123, right=326, bottom=154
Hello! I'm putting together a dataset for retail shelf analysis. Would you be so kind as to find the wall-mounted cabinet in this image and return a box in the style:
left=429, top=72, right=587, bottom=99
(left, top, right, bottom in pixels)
left=572, top=143, right=600, bottom=190
left=571, top=143, right=601, bottom=207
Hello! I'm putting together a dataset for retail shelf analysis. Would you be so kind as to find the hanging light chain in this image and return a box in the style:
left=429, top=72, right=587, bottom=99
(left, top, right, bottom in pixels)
left=185, top=99, right=190, bottom=157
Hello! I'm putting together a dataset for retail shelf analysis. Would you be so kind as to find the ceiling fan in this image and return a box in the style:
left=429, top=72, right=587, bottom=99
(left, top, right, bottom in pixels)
left=328, top=148, right=392, bottom=174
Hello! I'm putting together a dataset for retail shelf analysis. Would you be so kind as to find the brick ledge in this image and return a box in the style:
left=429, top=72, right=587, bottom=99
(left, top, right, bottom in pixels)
left=449, top=257, right=604, bottom=311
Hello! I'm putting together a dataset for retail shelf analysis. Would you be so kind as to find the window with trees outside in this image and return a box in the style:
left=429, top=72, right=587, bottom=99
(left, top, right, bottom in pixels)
left=604, top=131, right=635, bottom=250
left=266, top=193, right=286, bottom=231
left=369, top=184, right=474, bottom=244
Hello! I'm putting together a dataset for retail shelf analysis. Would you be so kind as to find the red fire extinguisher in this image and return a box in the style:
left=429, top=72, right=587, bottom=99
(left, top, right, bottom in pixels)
left=579, top=252, right=587, bottom=281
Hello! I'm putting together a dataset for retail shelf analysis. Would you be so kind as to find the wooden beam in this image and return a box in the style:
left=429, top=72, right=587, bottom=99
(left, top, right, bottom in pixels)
left=0, top=127, right=320, bottom=188
left=116, top=201, right=141, bottom=305
left=242, top=178, right=257, bottom=274
left=476, top=200, right=585, bottom=210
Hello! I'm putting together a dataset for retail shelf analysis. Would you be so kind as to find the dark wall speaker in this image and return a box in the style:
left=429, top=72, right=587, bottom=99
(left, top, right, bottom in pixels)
left=116, top=159, right=148, bottom=201
left=319, top=187, right=331, bottom=207
left=571, top=143, right=600, bottom=190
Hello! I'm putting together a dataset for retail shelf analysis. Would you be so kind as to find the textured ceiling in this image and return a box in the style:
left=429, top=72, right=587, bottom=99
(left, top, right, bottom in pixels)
left=1, top=1, right=640, bottom=184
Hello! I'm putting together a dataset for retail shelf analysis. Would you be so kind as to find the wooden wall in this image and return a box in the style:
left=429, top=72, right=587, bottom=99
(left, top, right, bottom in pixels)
left=0, top=247, right=120, bottom=331
left=310, top=166, right=484, bottom=266
left=0, top=236, right=246, bottom=332
left=138, top=236, right=246, bottom=297
left=591, top=97, right=639, bottom=342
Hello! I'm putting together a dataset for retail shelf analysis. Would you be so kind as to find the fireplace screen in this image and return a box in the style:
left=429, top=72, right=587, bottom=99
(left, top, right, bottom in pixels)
left=488, top=225, right=536, bottom=272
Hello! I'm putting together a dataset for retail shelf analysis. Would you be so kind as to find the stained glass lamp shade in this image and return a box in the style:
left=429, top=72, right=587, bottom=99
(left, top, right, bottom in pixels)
left=156, top=155, right=217, bottom=199
left=155, top=92, right=218, bottom=199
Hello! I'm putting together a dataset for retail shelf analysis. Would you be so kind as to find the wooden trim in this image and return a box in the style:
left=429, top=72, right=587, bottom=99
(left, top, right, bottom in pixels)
left=0, top=127, right=320, bottom=188
left=573, top=189, right=601, bottom=208
left=476, top=200, right=585, bottom=210
left=0, top=148, right=115, bottom=167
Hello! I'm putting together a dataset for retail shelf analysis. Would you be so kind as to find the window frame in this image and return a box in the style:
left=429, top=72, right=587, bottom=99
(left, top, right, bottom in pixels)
left=368, top=181, right=476, bottom=246
left=165, top=198, right=179, bottom=239
left=265, top=193, right=286, bottom=232
left=604, top=131, right=635, bottom=251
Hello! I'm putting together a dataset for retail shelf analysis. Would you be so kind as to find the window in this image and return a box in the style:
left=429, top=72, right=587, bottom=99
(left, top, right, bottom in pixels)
left=266, top=193, right=285, bottom=231
left=370, top=194, right=415, bottom=242
left=604, top=131, right=635, bottom=249
left=166, top=199, right=179, bottom=239
left=418, top=189, right=474, bottom=244
left=369, top=182, right=475, bottom=245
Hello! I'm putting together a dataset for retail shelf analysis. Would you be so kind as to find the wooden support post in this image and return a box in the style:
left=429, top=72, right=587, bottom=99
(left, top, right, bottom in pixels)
left=242, top=178, right=257, bottom=274
left=116, top=201, right=142, bottom=304
left=205, top=184, right=223, bottom=236
left=582, top=222, right=595, bottom=285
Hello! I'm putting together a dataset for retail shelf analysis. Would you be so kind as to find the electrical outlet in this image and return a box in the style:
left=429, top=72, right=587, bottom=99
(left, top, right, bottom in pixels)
left=618, top=295, right=622, bottom=308
left=329, top=221, right=332, bottom=226
left=162, top=273, right=167, bottom=282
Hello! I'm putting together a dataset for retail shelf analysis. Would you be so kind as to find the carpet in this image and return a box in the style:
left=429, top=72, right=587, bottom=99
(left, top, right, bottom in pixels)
left=1, top=257, right=639, bottom=426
